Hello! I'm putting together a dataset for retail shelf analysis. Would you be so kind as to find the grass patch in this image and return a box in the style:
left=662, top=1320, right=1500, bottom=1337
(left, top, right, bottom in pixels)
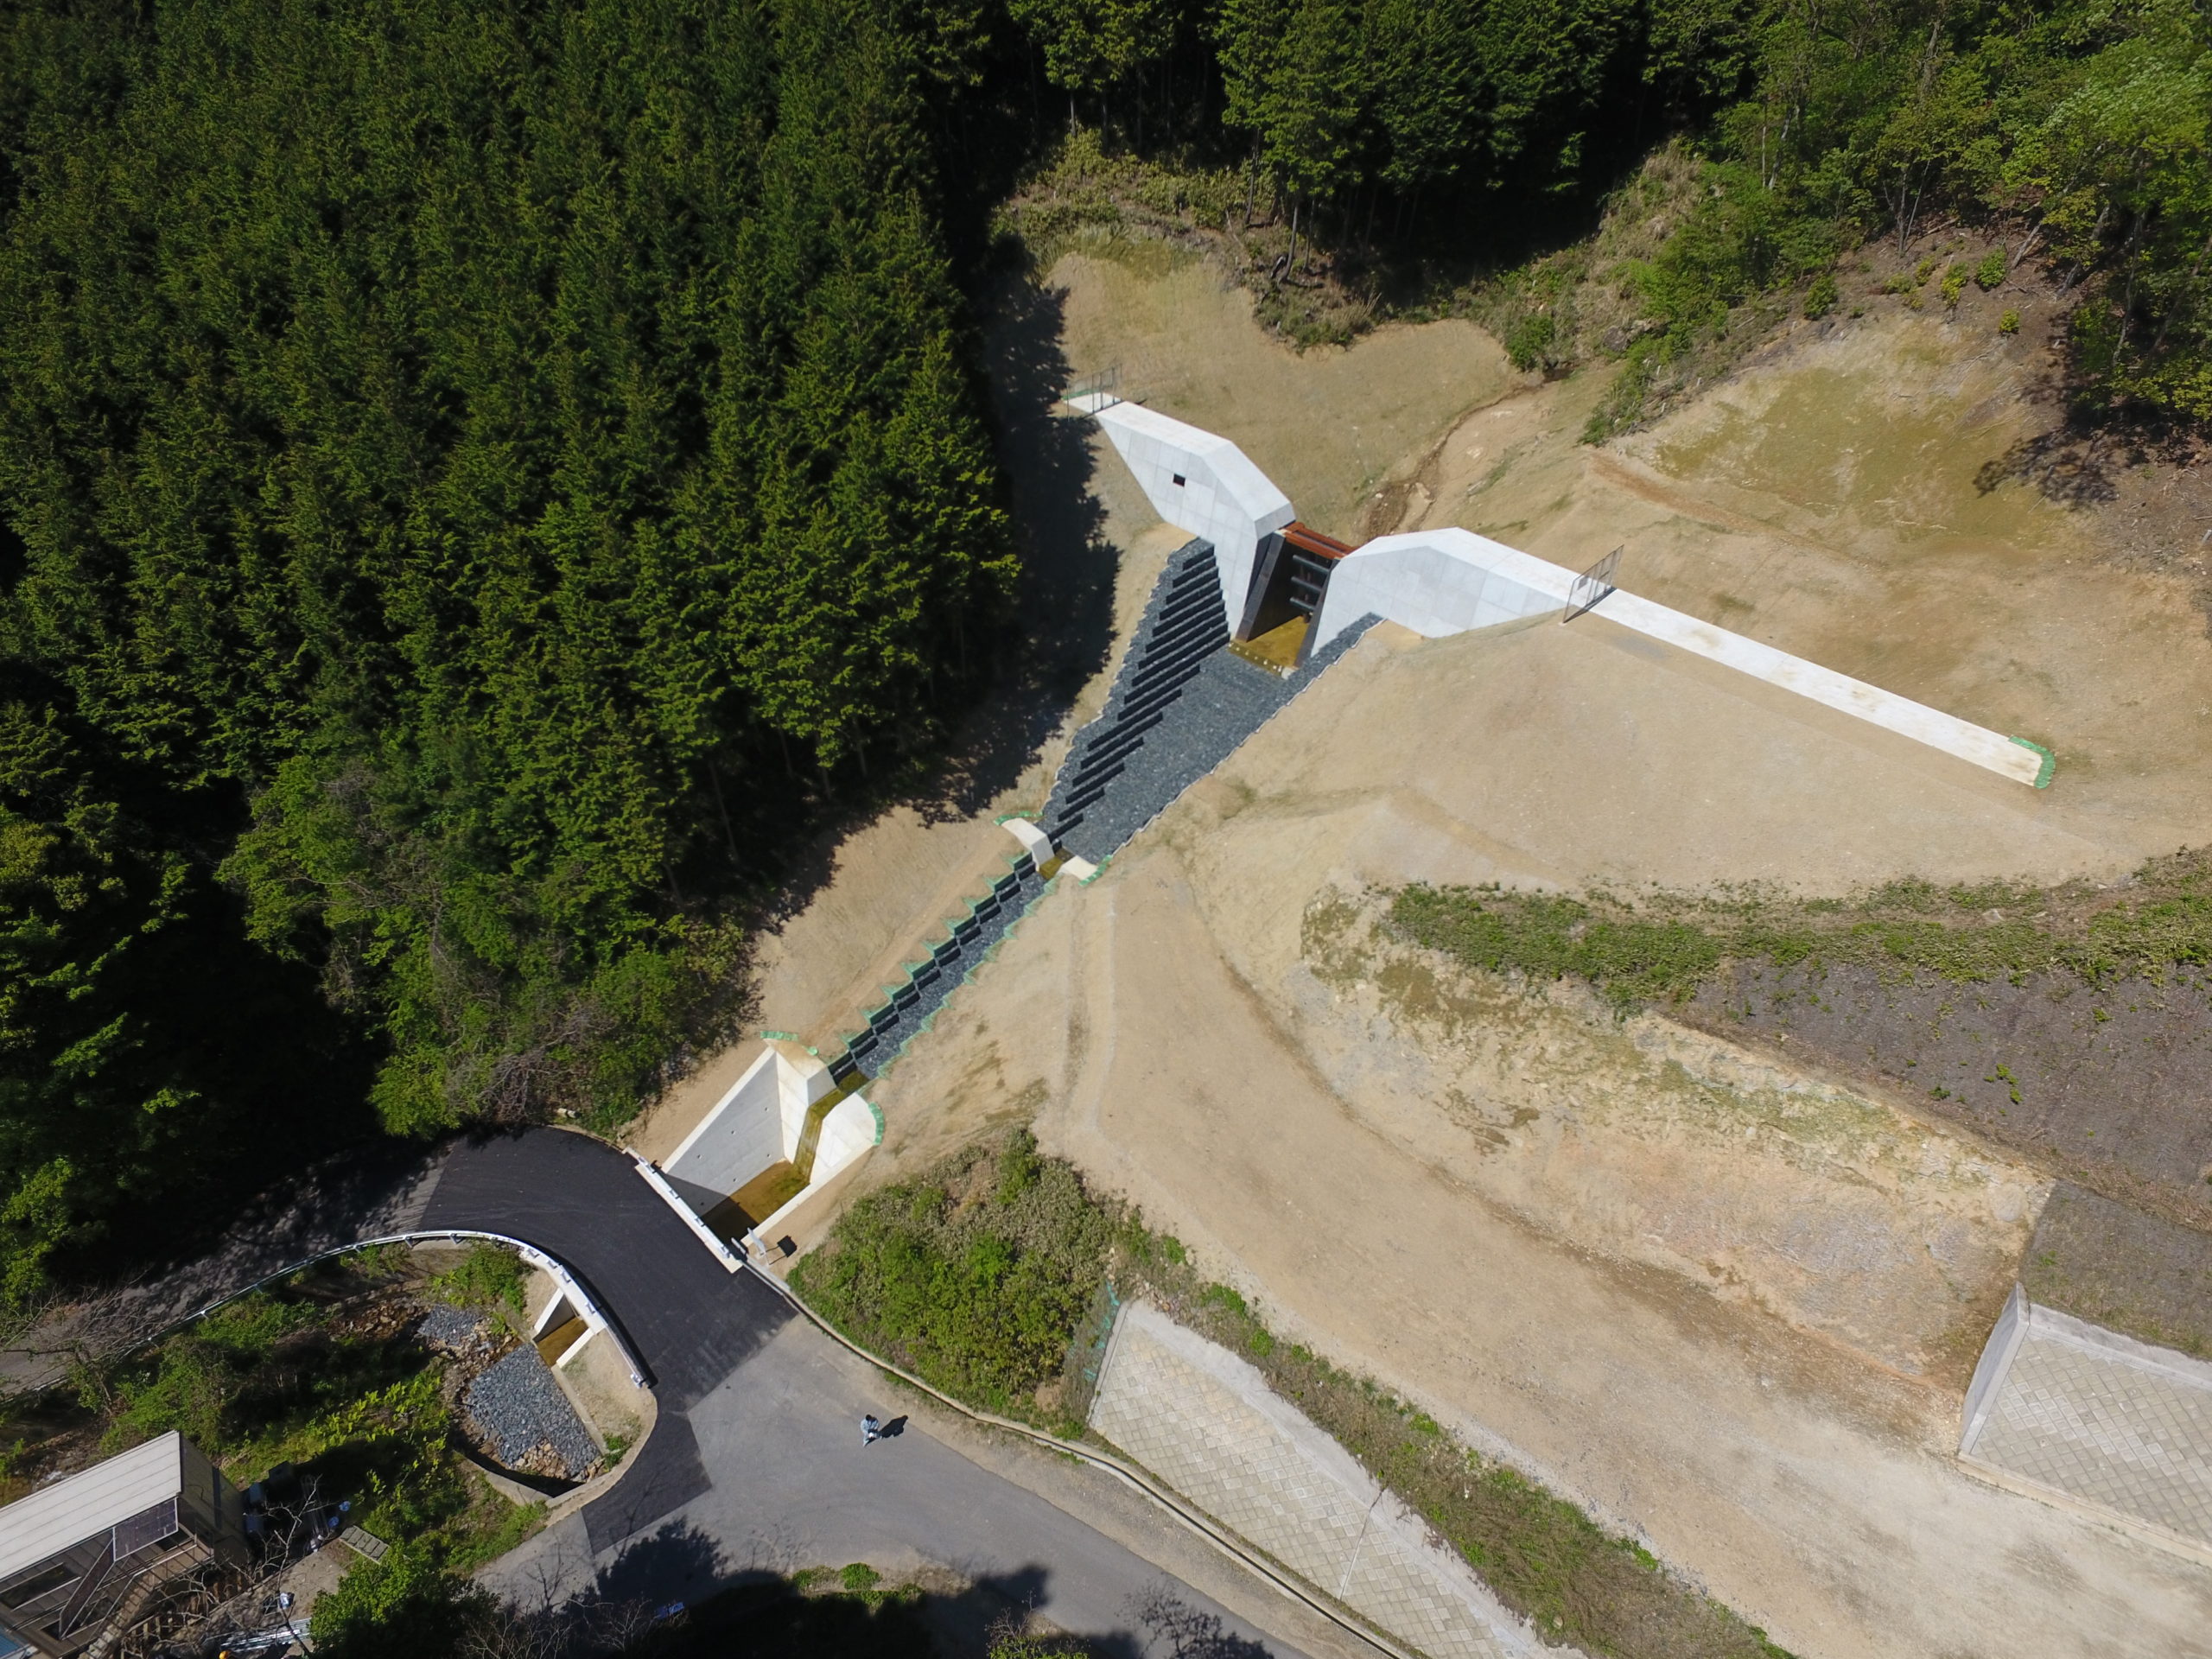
left=83, top=1262, right=542, bottom=1569
left=426, top=1239, right=531, bottom=1319
left=1390, top=849, right=2212, bottom=1013
left=1453, top=144, right=1815, bottom=442
left=791, top=1128, right=1117, bottom=1426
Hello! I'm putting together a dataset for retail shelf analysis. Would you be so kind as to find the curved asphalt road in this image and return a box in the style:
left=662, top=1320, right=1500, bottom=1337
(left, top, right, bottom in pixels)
left=421, top=1129, right=1319, bottom=1656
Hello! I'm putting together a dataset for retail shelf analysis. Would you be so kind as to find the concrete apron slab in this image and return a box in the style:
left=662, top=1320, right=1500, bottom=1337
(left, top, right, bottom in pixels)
left=1090, top=1301, right=1551, bottom=1659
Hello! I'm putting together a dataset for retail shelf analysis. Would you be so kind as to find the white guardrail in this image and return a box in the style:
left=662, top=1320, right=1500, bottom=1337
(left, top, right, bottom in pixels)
left=628, top=1154, right=746, bottom=1274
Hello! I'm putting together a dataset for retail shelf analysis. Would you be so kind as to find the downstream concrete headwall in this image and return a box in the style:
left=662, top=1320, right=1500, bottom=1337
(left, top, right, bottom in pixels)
left=664, top=1043, right=833, bottom=1195
left=652, top=1041, right=883, bottom=1253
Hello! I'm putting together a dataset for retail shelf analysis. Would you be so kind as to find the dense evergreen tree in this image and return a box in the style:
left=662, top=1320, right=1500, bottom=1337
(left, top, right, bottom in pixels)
left=0, top=0, right=1013, bottom=1300
left=0, top=0, right=2205, bottom=1307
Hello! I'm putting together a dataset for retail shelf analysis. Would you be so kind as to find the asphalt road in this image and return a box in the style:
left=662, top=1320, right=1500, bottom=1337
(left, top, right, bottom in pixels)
left=425, top=1129, right=1319, bottom=1656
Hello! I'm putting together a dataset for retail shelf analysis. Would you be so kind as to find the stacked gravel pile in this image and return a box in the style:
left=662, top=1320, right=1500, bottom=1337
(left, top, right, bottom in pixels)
left=462, top=1348, right=600, bottom=1481
left=416, top=1302, right=494, bottom=1356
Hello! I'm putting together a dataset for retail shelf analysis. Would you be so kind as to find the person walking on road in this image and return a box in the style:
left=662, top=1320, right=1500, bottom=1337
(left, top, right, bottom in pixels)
left=861, top=1413, right=881, bottom=1446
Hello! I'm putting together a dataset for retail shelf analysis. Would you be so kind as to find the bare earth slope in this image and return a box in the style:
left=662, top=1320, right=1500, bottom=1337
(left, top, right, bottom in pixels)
left=852, top=251, right=2212, bottom=1656
left=1376, top=305, right=2212, bottom=853
left=868, top=621, right=2212, bottom=1656
left=655, top=249, right=2212, bottom=1654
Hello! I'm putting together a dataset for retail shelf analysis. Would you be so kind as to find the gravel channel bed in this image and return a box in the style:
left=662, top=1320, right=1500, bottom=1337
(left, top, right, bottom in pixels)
left=463, top=1347, right=600, bottom=1479
left=416, top=1302, right=493, bottom=1352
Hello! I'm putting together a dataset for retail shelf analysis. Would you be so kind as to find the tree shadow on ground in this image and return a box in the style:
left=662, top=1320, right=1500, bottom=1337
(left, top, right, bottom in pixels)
left=902, top=272, right=1118, bottom=827
left=594, top=1516, right=729, bottom=1609
left=603, top=1561, right=1286, bottom=1658
left=728, top=273, right=1119, bottom=940
left=1970, top=349, right=2209, bottom=512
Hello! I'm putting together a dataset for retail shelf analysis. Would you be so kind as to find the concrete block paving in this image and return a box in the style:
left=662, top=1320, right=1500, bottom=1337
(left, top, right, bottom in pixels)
left=1090, top=1302, right=1537, bottom=1659
left=1970, top=1325, right=2212, bottom=1548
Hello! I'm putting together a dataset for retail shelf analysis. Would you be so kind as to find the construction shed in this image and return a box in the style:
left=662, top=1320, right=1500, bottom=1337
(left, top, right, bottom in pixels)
left=0, top=1433, right=246, bottom=1658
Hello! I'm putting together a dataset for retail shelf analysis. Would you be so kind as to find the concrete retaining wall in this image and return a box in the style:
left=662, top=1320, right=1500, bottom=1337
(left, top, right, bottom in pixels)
left=1090, top=1301, right=1537, bottom=1659
left=1313, top=529, right=1566, bottom=647
left=1093, top=402, right=1294, bottom=626
left=1960, top=1283, right=2212, bottom=1565
left=664, top=1043, right=834, bottom=1193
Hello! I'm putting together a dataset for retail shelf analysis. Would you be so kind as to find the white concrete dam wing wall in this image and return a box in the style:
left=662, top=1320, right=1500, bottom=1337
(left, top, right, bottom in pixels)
left=656, top=1042, right=883, bottom=1249
left=1313, top=529, right=1570, bottom=647
left=1311, top=526, right=2045, bottom=788
left=664, top=1044, right=827, bottom=1192
left=1090, top=1300, right=1544, bottom=1659
left=1960, top=1286, right=2212, bottom=1566
left=1092, top=401, right=1294, bottom=626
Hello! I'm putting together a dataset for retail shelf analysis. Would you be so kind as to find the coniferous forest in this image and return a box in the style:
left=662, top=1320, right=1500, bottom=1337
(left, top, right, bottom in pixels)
left=0, top=0, right=2206, bottom=1308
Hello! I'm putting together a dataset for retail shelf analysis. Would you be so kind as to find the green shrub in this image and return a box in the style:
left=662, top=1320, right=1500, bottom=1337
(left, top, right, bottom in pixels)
left=1802, top=272, right=1839, bottom=319
left=1942, top=264, right=1970, bottom=308
left=1504, top=310, right=1558, bottom=372
left=308, top=1541, right=493, bottom=1658
left=427, top=1243, right=528, bottom=1319
left=791, top=1130, right=1116, bottom=1419
left=101, top=1294, right=323, bottom=1452
left=1975, top=250, right=2007, bottom=289
left=2000, top=308, right=2022, bottom=334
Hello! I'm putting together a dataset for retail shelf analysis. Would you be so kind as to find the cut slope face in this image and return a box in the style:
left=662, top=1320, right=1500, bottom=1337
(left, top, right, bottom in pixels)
left=1232, top=618, right=2125, bottom=895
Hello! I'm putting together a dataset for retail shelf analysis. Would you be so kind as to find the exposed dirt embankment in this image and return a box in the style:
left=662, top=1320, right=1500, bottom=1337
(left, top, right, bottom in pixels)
left=1681, top=959, right=2212, bottom=1236
left=1293, top=887, right=2043, bottom=1385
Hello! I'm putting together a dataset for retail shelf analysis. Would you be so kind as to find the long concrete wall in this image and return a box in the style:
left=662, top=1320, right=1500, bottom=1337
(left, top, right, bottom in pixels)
left=1092, top=401, right=1294, bottom=626
left=1313, top=526, right=2047, bottom=787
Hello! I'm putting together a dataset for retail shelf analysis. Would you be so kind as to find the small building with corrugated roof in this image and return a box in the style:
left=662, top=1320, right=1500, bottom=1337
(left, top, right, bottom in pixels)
left=0, top=1433, right=246, bottom=1658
